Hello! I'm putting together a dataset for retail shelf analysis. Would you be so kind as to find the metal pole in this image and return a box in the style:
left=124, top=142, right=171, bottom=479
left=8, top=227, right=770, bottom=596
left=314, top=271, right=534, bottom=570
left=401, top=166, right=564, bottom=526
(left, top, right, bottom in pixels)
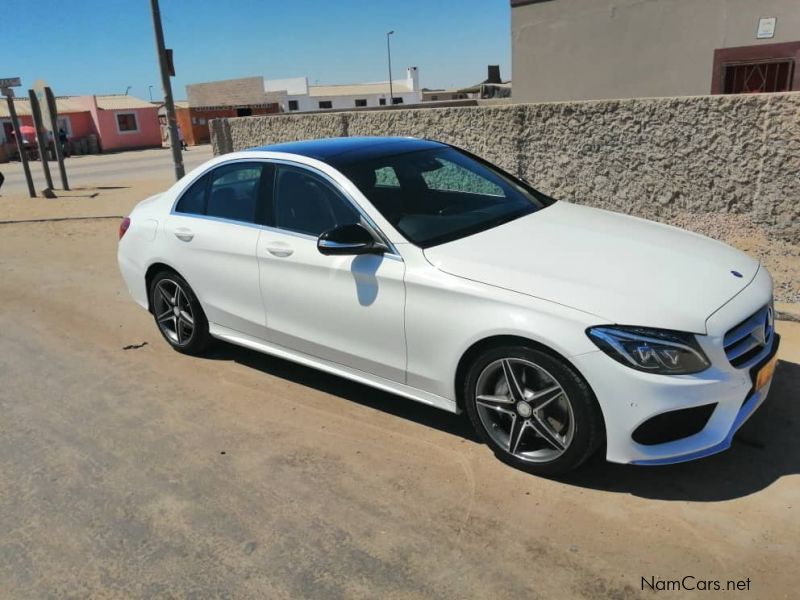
left=45, top=87, right=69, bottom=190
left=28, top=89, right=54, bottom=190
left=5, top=95, right=35, bottom=197
left=387, top=31, right=394, bottom=105
left=150, top=0, right=184, bottom=180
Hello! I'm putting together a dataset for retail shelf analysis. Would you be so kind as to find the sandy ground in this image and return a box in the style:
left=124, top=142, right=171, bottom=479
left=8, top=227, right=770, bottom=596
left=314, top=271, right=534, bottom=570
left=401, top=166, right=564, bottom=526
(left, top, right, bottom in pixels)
left=0, top=160, right=798, bottom=598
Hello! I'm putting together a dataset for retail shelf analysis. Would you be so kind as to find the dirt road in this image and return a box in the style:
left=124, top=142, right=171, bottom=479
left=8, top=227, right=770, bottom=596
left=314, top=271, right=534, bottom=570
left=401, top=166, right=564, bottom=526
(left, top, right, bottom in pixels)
left=0, top=192, right=798, bottom=598
left=0, top=146, right=213, bottom=196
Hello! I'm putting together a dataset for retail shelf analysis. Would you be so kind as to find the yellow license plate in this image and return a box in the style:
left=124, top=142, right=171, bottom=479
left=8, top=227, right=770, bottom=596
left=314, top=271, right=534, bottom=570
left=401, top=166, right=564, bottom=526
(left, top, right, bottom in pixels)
left=755, top=354, right=778, bottom=391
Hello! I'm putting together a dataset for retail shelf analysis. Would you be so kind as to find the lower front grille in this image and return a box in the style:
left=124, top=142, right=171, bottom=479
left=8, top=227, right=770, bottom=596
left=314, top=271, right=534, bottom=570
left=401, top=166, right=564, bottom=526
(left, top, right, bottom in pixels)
left=723, top=304, right=774, bottom=369
left=632, top=403, right=717, bottom=445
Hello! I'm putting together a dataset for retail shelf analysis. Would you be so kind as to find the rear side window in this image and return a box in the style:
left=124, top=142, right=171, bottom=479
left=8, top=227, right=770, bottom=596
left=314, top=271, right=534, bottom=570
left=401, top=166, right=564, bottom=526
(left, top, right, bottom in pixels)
left=174, top=162, right=271, bottom=224
left=207, top=163, right=264, bottom=223
left=175, top=175, right=207, bottom=215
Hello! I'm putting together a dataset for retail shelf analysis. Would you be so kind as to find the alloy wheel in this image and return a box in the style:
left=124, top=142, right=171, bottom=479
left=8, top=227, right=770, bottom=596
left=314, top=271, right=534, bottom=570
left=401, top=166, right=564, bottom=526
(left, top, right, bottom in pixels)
left=475, top=358, right=575, bottom=463
left=153, top=278, right=195, bottom=346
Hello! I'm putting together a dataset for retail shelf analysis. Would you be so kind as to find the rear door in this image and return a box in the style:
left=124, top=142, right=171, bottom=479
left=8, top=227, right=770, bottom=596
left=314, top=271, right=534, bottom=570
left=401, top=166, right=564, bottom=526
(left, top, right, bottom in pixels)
left=163, top=161, right=273, bottom=339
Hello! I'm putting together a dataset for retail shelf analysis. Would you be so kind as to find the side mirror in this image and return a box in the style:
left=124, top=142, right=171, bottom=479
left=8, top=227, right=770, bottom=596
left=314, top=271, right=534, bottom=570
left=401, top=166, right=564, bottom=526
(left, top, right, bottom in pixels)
left=318, top=223, right=387, bottom=256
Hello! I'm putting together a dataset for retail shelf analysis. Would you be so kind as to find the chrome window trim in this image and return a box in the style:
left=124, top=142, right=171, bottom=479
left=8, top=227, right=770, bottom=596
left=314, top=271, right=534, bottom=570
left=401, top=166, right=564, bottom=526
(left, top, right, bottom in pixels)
left=168, top=156, right=403, bottom=261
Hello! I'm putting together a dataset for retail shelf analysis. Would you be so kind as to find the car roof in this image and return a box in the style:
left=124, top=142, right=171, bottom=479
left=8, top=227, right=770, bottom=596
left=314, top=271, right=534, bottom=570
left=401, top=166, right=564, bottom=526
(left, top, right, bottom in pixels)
left=246, top=136, right=446, bottom=165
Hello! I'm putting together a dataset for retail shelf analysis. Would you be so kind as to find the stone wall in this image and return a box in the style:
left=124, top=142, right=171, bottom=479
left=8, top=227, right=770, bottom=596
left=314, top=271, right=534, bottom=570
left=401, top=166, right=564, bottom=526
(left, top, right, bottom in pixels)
left=210, top=92, right=800, bottom=243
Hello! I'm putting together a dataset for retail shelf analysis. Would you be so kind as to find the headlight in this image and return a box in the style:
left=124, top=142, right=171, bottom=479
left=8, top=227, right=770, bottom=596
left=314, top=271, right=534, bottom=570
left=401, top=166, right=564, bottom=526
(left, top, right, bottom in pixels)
left=587, top=326, right=710, bottom=375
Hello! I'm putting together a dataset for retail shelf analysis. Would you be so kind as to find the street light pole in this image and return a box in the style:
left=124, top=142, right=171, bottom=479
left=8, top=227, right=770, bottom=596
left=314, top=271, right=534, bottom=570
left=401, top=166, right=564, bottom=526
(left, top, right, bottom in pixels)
left=149, top=0, right=184, bottom=180
left=386, top=30, right=395, bottom=105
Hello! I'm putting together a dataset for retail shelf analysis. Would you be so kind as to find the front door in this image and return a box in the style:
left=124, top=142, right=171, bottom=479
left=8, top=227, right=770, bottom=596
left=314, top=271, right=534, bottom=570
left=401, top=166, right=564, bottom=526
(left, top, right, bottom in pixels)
left=164, top=161, right=271, bottom=339
left=258, top=163, right=407, bottom=383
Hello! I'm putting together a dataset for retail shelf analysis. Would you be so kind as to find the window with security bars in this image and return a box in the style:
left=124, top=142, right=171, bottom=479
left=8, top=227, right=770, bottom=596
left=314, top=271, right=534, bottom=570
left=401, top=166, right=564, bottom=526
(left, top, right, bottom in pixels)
left=723, top=60, right=794, bottom=94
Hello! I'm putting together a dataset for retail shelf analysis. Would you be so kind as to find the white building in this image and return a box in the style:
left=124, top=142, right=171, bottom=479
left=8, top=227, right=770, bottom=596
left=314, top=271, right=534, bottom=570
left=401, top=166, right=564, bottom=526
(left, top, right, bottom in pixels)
left=264, top=67, right=421, bottom=113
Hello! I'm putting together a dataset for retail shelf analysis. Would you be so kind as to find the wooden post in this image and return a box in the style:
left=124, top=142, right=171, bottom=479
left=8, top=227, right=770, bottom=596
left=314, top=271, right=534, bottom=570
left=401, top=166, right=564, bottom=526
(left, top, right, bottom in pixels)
left=4, top=94, right=36, bottom=197
left=44, top=87, right=69, bottom=190
left=150, top=0, right=184, bottom=180
left=27, top=89, right=54, bottom=190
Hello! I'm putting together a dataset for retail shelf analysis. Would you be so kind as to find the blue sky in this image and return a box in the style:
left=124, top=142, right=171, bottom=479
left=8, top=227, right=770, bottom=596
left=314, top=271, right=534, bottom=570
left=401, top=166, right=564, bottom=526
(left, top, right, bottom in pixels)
left=7, top=0, right=511, bottom=100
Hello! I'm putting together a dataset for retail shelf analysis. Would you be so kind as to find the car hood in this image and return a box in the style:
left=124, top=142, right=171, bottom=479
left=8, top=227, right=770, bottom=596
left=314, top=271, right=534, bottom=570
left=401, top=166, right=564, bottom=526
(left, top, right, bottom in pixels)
left=423, top=202, right=759, bottom=333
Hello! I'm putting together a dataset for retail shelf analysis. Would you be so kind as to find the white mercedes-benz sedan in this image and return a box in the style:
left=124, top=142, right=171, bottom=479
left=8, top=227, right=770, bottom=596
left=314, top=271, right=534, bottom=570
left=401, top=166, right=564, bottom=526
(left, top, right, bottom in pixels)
left=118, top=137, right=779, bottom=474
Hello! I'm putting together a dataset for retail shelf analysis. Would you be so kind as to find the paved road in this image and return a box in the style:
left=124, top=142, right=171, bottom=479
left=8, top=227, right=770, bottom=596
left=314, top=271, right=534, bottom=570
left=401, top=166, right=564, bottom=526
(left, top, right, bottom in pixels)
left=0, top=217, right=798, bottom=598
left=0, top=146, right=213, bottom=196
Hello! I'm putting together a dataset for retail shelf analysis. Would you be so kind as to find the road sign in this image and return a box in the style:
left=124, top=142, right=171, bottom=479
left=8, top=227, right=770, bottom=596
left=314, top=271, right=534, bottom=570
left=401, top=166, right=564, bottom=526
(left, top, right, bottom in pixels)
left=33, top=80, right=54, bottom=133
left=0, top=77, right=21, bottom=88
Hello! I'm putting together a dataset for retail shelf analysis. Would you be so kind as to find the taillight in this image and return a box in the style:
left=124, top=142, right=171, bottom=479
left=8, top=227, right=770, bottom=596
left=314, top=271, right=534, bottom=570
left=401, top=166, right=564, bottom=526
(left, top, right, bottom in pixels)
left=119, top=217, right=131, bottom=240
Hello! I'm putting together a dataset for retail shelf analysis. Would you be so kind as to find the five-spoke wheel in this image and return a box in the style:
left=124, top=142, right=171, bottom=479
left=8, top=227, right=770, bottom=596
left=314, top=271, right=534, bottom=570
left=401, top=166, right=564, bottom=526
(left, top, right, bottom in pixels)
left=150, top=271, right=211, bottom=355
left=154, top=278, right=195, bottom=346
left=475, top=358, right=574, bottom=463
left=464, top=345, right=603, bottom=475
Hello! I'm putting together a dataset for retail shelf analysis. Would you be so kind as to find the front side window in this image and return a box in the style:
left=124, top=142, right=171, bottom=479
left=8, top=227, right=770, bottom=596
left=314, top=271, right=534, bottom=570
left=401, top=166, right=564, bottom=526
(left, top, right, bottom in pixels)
left=318, top=101, right=333, bottom=109
left=334, top=147, right=548, bottom=248
left=272, top=166, right=360, bottom=236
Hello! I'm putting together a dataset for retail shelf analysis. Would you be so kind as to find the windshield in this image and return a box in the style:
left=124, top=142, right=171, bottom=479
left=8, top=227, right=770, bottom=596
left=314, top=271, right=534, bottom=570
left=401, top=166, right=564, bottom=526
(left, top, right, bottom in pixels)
left=334, top=147, right=550, bottom=248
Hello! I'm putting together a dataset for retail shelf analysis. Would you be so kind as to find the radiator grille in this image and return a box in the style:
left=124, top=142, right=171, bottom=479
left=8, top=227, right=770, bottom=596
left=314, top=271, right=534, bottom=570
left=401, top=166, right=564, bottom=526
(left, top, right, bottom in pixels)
left=723, top=304, right=774, bottom=369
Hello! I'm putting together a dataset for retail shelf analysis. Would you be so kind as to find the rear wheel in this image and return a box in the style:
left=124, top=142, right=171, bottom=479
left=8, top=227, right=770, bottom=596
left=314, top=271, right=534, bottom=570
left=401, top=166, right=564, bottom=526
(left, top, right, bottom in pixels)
left=463, top=345, right=603, bottom=475
left=150, top=271, right=211, bottom=355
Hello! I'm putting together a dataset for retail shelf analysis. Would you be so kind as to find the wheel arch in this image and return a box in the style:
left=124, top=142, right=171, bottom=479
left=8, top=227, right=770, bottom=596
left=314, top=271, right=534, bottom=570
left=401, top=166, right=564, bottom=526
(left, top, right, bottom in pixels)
left=144, top=262, right=183, bottom=313
left=453, top=334, right=601, bottom=420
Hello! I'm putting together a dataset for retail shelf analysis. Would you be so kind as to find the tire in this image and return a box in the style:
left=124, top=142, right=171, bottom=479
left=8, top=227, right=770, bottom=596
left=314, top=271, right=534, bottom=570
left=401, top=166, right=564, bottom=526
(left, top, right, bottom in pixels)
left=149, top=271, right=211, bottom=355
left=463, top=344, right=604, bottom=476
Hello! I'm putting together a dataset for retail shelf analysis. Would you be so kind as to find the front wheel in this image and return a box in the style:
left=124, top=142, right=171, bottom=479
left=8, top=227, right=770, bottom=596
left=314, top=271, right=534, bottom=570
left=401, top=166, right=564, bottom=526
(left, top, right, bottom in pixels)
left=150, top=271, right=211, bottom=355
left=463, top=345, right=604, bottom=475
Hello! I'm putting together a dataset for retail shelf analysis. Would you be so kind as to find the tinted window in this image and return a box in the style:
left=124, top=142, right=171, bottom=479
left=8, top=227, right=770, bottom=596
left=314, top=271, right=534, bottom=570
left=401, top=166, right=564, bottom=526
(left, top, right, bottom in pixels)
left=206, top=163, right=264, bottom=223
left=334, top=147, right=547, bottom=248
left=273, top=166, right=360, bottom=236
left=175, top=175, right=207, bottom=215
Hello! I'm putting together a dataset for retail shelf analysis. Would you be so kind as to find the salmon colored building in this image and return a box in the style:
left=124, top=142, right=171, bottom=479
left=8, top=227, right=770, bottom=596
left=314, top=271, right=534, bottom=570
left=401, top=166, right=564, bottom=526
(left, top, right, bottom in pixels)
left=1, top=94, right=160, bottom=160
left=71, top=95, right=161, bottom=151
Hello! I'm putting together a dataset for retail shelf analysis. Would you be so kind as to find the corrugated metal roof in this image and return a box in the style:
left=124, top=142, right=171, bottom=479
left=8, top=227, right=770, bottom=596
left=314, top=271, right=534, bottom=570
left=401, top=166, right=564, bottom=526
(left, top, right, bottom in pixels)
left=0, top=96, right=86, bottom=118
left=308, top=81, right=412, bottom=97
left=94, top=95, right=156, bottom=109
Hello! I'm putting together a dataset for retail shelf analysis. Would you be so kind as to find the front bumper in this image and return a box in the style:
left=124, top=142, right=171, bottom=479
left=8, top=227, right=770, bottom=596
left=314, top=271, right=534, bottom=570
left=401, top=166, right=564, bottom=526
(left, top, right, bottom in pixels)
left=574, top=266, right=778, bottom=466
left=629, top=336, right=778, bottom=465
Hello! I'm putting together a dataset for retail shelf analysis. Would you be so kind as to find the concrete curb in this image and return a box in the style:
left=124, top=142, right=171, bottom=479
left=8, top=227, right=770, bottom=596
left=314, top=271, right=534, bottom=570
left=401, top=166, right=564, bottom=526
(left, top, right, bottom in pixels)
left=776, top=302, right=800, bottom=323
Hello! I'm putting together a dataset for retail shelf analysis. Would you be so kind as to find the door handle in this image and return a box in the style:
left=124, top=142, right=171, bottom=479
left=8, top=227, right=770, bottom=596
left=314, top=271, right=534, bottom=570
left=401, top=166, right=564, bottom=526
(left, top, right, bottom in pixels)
left=265, top=242, right=294, bottom=257
left=174, top=227, right=194, bottom=242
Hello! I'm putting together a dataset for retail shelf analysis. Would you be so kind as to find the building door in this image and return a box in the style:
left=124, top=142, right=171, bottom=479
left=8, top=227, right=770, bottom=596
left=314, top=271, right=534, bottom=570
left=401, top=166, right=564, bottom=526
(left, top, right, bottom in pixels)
left=2, top=121, right=15, bottom=143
